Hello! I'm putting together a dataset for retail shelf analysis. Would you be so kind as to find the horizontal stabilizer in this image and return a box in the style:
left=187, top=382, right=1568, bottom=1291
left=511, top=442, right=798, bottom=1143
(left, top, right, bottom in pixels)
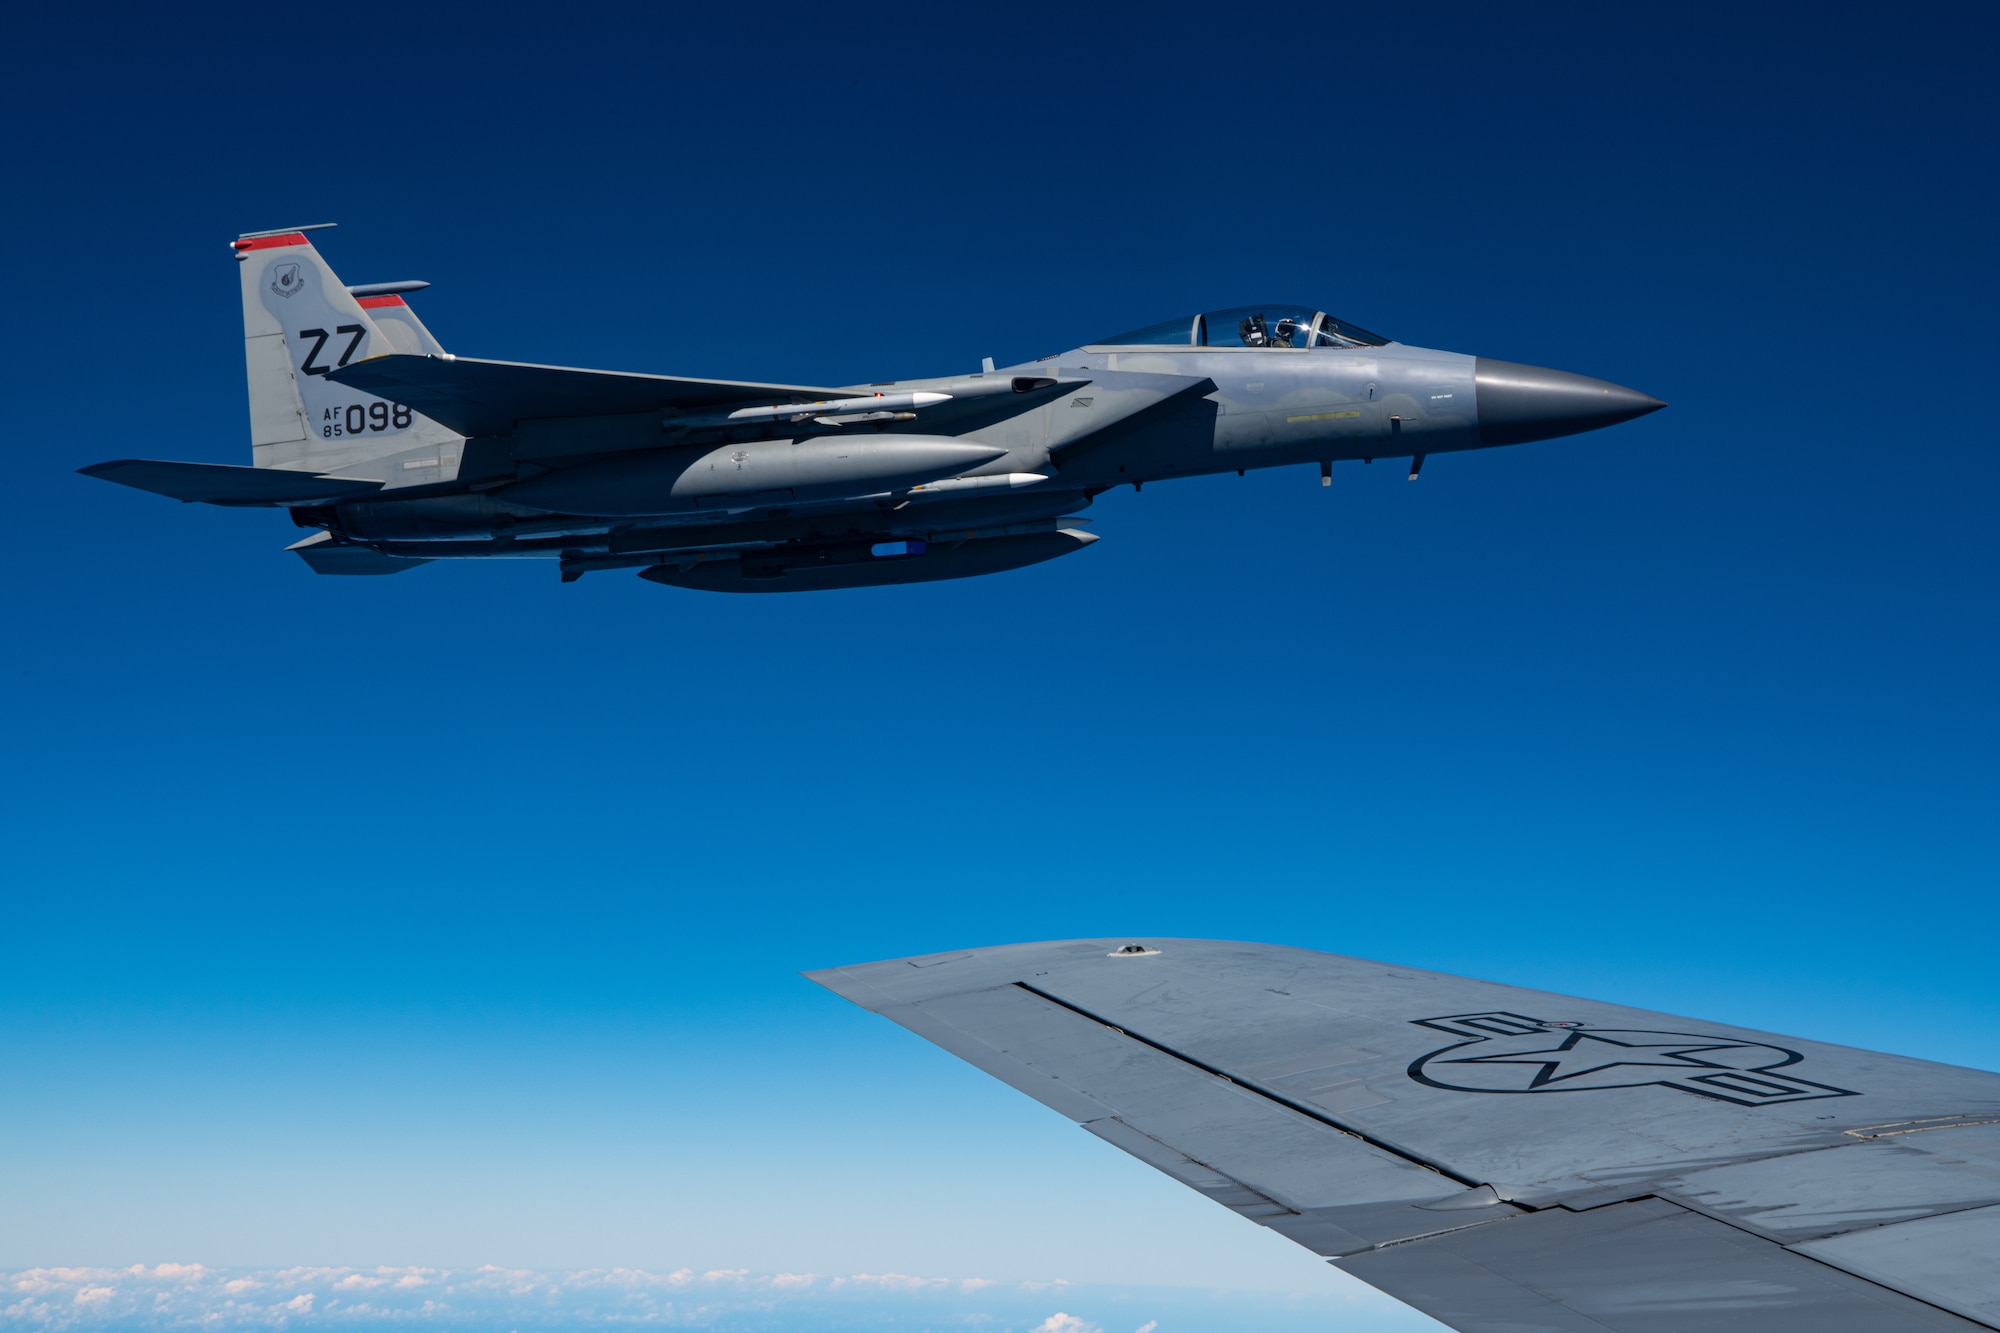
left=80, top=459, right=385, bottom=507
left=328, top=354, right=856, bottom=437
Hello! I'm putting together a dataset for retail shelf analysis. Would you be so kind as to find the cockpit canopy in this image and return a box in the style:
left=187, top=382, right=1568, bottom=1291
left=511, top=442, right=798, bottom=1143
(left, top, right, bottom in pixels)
left=1096, top=304, right=1392, bottom=349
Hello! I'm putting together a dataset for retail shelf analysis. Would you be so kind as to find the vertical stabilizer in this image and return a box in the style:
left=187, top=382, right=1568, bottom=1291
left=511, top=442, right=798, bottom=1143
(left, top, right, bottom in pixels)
left=349, top=282, right=449, bottom=357
left=233, top=228, right=463, bottom=484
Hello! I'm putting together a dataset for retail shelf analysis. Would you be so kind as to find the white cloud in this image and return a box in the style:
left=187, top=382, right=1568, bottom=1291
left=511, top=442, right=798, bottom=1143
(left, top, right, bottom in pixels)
left=18, top=1267, right=113, bottom=1293
left=838, top=1272, right=947, bottom=1291
left=592, top=1268, right=653, bottom=1290
left=1034, top=1314, right=1100, bottom=1333
left=0, top=1263, right=1355, bottom=1330
left=1135, top=1322, right=1159, bottom=1333
left=140, top=1264, right=205, bottom=1281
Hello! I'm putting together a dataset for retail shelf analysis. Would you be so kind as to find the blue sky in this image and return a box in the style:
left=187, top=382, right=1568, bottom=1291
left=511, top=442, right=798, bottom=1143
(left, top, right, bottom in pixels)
left=3, top=2, right=1995, bottom=1328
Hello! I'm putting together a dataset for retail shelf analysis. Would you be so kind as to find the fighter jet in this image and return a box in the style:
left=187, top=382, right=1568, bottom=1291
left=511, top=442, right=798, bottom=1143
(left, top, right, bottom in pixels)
left=813, top=938, right=2000, bottom=1332
left=84, top=226, right=1664, bottom=592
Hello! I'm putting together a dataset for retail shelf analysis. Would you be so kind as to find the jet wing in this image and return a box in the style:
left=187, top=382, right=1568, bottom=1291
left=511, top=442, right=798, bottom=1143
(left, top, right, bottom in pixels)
left=808, top=939, right=2000, bottom=1332
left=327, top=354, right=858, bottom=437
left=79, top=459, right=386, bottom=506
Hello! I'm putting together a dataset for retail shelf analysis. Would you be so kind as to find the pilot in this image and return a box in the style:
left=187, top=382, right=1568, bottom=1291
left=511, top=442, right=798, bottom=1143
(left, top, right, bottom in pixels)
left=1238, top=313, right=1303, bottom=348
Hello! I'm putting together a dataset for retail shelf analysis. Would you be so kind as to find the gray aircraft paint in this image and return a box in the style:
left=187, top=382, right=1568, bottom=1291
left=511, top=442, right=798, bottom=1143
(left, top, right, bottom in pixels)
left=811, top=938, right=2000, bottom=1332
left=231, top=229, right=466, bottom=482
left=497, top=435, right=1008, bottom=515
left=83, top=230, right=1664, bottom=592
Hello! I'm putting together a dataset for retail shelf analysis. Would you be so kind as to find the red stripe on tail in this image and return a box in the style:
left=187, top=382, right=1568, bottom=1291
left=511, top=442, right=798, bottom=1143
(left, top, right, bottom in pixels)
left=233, top=233, right=310, bottom=252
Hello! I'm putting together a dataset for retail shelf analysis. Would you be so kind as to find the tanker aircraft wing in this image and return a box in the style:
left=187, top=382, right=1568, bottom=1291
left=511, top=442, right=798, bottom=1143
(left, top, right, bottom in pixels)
left=809, top=939, right=2000, bottom=1332
left=328, top=353, right=858, bottom=438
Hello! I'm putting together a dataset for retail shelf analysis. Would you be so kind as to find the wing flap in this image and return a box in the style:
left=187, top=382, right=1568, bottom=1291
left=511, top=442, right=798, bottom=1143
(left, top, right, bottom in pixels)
left=327, top=354, right=855, bottom=437
left=1794, top=1202, right=2000, bottom=1328
left=1341, top=1198, right=1986, bottom=1332
left=1083, top=1114, right=1521, bottom=1257
left=1659, top=1138, right=2000, bottom=1242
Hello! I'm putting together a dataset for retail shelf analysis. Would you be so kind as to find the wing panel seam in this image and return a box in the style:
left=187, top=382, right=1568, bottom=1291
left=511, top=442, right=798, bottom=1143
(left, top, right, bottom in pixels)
left=1781, top=1240, right=2000, bottom=1331
left=1012, top=981, right=1479, bottom=1191
left=1560, top=1191, right=2000, bottom=1329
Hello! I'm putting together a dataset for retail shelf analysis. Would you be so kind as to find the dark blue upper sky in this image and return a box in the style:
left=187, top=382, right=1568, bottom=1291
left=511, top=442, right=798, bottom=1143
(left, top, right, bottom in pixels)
left=2, top=0, right=1994, bottom=1311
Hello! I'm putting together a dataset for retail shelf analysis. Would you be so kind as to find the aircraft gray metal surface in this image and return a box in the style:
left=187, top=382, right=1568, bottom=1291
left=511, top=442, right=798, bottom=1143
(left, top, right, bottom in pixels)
left=83, top=227, right=1664, bottom=592
left=809, top=939, right=2000, bottom=1331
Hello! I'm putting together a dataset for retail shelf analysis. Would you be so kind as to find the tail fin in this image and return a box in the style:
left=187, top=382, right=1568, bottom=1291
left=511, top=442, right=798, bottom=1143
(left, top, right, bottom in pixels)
left=348, top=281, right=448, bottom=357
left=233, top=226, right=464, bottom=482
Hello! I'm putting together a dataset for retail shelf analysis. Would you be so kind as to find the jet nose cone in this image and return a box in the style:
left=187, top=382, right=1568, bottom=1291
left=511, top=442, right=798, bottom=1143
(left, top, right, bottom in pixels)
left=1475, top=358, right=1665, bottom=446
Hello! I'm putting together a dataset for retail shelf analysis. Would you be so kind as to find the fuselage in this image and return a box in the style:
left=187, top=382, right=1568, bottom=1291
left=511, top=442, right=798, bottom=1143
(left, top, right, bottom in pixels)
left=319, top=313, right=1662, bottom=587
